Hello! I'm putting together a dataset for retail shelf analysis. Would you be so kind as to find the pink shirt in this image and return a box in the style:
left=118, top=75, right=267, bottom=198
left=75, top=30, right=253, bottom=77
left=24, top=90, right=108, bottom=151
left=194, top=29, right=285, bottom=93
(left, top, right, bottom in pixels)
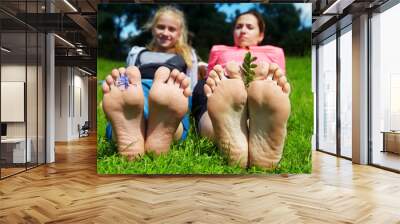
left=207, top=45, right=286, bottom=77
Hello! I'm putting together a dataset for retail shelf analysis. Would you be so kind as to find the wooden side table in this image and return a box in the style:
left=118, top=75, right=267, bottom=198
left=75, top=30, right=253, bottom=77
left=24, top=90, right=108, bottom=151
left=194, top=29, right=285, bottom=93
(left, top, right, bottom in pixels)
left=381, top=131, right=400, bottom=154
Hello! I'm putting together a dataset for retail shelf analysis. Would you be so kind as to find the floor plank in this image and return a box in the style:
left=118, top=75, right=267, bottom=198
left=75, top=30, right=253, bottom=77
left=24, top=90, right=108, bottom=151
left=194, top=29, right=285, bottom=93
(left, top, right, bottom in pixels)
left=0, top=134, right=400, bottom=223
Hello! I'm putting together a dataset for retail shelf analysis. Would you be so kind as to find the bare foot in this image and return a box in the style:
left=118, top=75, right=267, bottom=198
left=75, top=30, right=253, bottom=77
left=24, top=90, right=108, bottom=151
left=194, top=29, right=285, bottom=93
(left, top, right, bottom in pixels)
left=248, top=62, right=291, bottom=169
left=145, top=67, right=191, bottom=154
left=102, top=66, right=145, bottom=159
left=204, top=64, right=248, bottom=168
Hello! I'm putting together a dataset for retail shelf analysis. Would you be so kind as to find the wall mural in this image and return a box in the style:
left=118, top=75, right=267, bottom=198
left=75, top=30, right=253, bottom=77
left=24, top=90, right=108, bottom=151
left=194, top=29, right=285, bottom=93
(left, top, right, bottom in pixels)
left=97, top=3, right=313, bottom=174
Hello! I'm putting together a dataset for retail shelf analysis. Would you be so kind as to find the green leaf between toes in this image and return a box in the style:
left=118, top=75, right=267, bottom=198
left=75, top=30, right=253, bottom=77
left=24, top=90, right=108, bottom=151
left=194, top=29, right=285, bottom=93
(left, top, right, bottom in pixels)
left=241, top=52, right=258, bottom=87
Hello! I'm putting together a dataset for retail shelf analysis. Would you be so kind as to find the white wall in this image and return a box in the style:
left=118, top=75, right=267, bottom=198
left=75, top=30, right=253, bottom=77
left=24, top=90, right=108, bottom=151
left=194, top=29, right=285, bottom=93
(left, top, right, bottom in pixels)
left=1, top=65, right=26, bottom=140
left=54, top=67, right=89, bottom=141
left=54, top=66, right=69, bottom=141
left=1, top=65, right=32, bottom=137
left=1, top=64, right=46, bottom=164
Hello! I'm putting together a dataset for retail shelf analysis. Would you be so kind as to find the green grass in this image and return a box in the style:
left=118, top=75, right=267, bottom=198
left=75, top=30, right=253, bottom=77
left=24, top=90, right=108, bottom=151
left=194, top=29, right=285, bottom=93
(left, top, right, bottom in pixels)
left=97, top=56, right=313, bottom=174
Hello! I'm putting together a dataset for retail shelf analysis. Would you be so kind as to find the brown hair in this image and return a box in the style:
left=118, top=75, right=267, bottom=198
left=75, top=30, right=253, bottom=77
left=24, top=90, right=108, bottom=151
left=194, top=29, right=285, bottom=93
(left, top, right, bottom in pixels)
left=234, top=10, right=266, bottom=34
left=145, top=6, right=193, bottom=68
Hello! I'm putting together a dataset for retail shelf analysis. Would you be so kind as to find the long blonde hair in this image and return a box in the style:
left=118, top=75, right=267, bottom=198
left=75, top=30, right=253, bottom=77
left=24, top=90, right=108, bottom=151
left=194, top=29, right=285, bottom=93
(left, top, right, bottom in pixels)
left=145, top=6, right=193, bottom=68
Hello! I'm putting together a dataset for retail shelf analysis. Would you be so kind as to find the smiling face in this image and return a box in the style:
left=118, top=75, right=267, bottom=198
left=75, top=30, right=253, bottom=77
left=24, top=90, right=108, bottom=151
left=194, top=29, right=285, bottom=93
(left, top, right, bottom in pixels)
left=233, top=14, right=264, bottom=48
left=152, top=12, right=182, bottom=52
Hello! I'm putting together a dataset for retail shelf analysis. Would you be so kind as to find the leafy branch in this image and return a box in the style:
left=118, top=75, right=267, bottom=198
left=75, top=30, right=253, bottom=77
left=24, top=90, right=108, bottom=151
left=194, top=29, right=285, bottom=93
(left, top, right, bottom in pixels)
left=241, top=52, right=257, bottom=87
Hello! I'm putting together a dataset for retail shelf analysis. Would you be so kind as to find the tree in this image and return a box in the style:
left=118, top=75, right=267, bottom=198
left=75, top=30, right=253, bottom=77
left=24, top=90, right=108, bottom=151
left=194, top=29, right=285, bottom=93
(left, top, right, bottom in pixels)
left=98, top=4, right=310, bottom=60
left=255, top=4, right=310, bottom=56
left=180, top=4, right=231, bottom=61
left=98, top=4, right=153, bottom=60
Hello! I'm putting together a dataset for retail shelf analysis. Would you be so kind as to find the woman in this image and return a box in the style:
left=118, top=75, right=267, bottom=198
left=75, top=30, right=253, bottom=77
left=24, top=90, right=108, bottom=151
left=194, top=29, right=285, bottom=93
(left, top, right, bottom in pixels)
left=102, top=6, right=197, bottom=159
left=192, top=10, right=291, bottom=169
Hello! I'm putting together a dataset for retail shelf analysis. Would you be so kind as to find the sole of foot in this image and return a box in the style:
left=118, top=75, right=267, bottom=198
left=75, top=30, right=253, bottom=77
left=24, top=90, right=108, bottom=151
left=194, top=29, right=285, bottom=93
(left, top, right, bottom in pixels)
left=248, top=62, right=291, bottom=169
left=205, top=63, right=248, bottom=168
left=102, top=66, right=145, bottom=160
left=145, top=66, right=191, bottom=154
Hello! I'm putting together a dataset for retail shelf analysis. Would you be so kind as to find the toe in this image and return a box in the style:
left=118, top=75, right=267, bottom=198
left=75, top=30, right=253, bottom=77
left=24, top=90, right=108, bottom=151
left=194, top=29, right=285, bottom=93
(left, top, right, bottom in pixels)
left=213, top=64, right=226, bottom=80
left=111, top=68, right=120, bottom=80
left=180, top=78, right=190, bottom=89
left=225, top=61, right=242, bottom=79
left=206, top=76, right=217, bottom=92
left=177, top=72, right=187, bottom=88
left=273, top=68, right=285, bottom=82
left=102, top=81, right=110, bottom=93
left=204, top=84, right=213, bottom=97
left=268, top=63, right=279, bottom=78
left=180, top=75, right=190, bottom=89
left=283, top=82, right=291, bottom=94
left=126, top=66, right=141, bottom=85
left=170, top=69, right=181, bottom=86
left=154, top=66, right=170, bottom=83
left=118, top=67, right=126, bottom=76
left=183, top=86, right=192, bottom=97
left=277, top=75, right=287, bottom=88
left=254, top=61, right=269, bottom=80
left=180, top=74, right=191, bottom=97
left=106, top=75, right=114, bottom=86
left=209, top=70, right=221, bottom=85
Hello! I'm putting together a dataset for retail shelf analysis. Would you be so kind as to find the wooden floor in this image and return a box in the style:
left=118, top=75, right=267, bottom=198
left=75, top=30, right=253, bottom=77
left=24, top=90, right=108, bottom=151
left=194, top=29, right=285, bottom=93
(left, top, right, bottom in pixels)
left=373, top=150, right=400, bottom=171
left=1, top=135, right=400, bottom=223
left=1, top=163, right=45, bottom=178
left=1, top=167, right=26, bottom=178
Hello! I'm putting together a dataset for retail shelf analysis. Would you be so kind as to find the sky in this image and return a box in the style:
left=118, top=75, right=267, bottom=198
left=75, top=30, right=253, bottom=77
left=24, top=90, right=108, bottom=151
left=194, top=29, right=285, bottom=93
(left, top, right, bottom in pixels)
left=119, top=3, right=312, bottom=40
left=216, top=3, right=312, bottom=27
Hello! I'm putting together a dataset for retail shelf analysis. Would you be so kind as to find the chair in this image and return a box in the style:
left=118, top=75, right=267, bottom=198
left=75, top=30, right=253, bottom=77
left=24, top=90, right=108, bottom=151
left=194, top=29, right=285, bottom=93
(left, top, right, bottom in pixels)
left=78, top=121, right=90, bottom=138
